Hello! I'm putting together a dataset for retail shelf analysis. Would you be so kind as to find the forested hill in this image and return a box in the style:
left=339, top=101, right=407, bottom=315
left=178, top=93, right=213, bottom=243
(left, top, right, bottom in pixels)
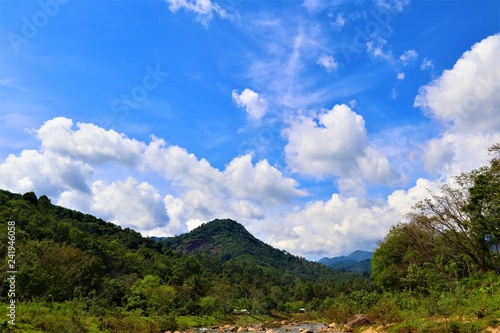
left=0, top=189, right=361, bottom=316
left=162, top=219, right=333, bottom=277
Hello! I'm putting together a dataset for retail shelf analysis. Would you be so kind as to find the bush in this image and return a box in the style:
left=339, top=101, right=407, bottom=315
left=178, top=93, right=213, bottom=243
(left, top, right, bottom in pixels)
left=33, top=314, right=87, bottom=333
left=370, top=295, right=402, bottom=326
left=449, top=321, right=481, bottom=333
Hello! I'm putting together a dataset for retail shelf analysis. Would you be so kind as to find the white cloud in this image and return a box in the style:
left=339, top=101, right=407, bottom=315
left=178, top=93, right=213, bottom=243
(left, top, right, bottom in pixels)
left=366, top=38, right=393, bottom=62
left=2, top=118, right=308, bottom=240
left=0, top=150, right=93, bottom=197
left=165, top=0, right=227, bottom=25
left=90, top=177, right=169, bottom=231
left=397, top=72, right=405, bottom=80
left=283, top=104, right=401, bottom=191
left=329, top=13, right=345, bottom=31
left=224, top=154, right=307, bottom=204
left=142, top=136, right=307, bottom=231
left=415, top=34, right=500, bottom=134
left=375, top=0, right=411, bottom=13
left=256, top=175, right=441, bottom=260
left=415, top=34, right=500, bottom=178
left=244, top=19, right=341, bottom=110
left=317, top=54, right=338, bottom=72
left=143, top=137, right=306, bottom=204
left=232, top=89, right=267, bottom=120
left=284, top=104, right=367, bottom=178
left=36, top=117, right=146, bottom=166
left=423, top=132, right=500, bottom=177
left=399, top=49, right=418, bottom=65
left=269, top=196, right=396, bottom=259
left=302, top=0, right=322, bottom=11
left=420, top=58, right=434, bottom=70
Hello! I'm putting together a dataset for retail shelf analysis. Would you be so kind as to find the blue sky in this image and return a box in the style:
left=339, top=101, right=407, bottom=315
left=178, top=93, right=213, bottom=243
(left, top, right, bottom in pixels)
left=1, top=0, right=499, bottom=259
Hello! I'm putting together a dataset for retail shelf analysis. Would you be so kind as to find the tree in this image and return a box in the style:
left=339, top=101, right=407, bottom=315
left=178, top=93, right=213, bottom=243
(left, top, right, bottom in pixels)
left=466, top=144, right=500, bottom=270
left=414, top=144, right=500, bottom=273
left=372, top=221, right=437, bottom=291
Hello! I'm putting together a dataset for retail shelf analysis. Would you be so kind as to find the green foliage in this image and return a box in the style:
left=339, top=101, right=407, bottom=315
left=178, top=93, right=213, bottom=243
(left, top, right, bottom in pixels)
left=1, top=146, right=499, bottom=331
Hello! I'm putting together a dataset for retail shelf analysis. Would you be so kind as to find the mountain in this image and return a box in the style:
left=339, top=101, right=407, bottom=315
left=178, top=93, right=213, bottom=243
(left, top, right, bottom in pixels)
left=319, top=250, right=373, bottom=273
left=0, top=189, right=361, bottom=305
left=0, top=189, right=376, bottom=331
left=162, top=219, right=338, bottom=279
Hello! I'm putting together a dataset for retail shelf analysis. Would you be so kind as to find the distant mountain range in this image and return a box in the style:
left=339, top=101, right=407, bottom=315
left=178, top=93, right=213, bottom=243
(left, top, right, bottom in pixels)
left=318, top=250, right=373, bottom=274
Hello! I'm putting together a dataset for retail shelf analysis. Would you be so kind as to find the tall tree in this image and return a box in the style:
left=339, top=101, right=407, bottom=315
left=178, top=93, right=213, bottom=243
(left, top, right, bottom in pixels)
left=415, top=144, right=500, bottom=273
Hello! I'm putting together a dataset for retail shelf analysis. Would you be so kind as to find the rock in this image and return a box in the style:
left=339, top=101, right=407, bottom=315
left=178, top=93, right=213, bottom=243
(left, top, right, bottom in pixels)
left=248, top=328, right=256, bottom=332
left=230, top=327, right=238, bottom=332
left=304, top=328, right=314, bottom=333
left=223, top=325, right=233, bottom=330
left=344, top=314, right=372, bottom=330
left=281, top=321, right=288, bottom=326
left=266, top=329, right=278, bottom=333
left=343, top=325, right=353, bottom=332
left=299, top=329, right=304, bottom=332
left=237, top=328, right=247, bottom=332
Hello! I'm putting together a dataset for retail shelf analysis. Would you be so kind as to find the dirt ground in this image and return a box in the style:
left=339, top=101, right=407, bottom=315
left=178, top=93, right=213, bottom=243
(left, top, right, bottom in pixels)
left=359, top=326, right=388, bottom=333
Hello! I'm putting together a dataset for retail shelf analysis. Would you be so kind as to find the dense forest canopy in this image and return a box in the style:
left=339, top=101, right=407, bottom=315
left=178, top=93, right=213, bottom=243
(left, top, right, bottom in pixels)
left=372, top=144, right=500, bottom=291
left=0, top=145, right=499, bottom=332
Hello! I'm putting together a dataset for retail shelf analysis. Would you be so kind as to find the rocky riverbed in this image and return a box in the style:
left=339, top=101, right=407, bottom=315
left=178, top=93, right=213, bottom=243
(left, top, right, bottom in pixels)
left=165, top=320, right=344, bottom=333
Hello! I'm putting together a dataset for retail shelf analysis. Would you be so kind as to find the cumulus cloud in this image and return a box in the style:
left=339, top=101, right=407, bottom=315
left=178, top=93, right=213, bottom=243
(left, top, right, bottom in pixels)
left=255, top=175, right=441, bottom=260
left=91, top=177, right=169, bottom=231
left=36, top=117, right=146, bottom=166
left=415, top=34, right=500, bottom=133
left=284, top=104, right=401, bottom=192
left=144, top=137, right=306, bottom=202
left=224, top=154, right=307, bottom=204
left=142, top=136, right=307, bottom=232
left=2, top=118, right=308, bottom=240
left=397, top=72, right=405, bottom=80
left=232, top=88, right=267, bottom=120
left=0, top=150, right=93, bottom=197
left=267, top=183, right=425, bottom=259
left=317, top=54, right=338, bottom=72
left=415, top=34, right=500, bottom=177
left=423, top=132, right=500, bottom=177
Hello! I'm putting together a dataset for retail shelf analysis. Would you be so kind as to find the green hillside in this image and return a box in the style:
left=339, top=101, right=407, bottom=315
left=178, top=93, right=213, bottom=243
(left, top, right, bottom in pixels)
left=0, top=189, right=367, bottom=332
left=162, top=218, right=338, bottom=280
left=0, top=144, right=499, bottom=333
